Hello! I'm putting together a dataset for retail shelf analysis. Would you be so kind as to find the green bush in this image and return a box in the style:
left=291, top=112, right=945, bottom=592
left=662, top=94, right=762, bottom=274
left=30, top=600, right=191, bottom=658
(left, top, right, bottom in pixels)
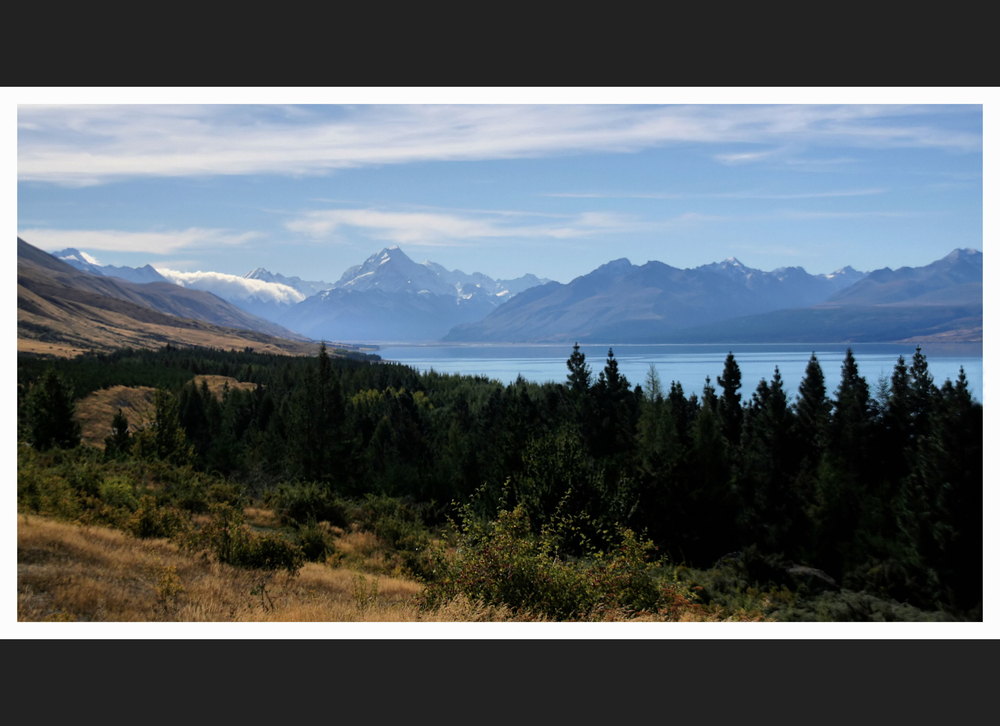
left=296, top=522, right=334, bottom=562
left=99, top=477, right=139, bottom=512
left=187, top=503, right=303, bottom=574
left=422, top=503, right=661, bottom=620
left=127, top=495, right=188, bottom=539
left=268, top=482, right=348, bottom=528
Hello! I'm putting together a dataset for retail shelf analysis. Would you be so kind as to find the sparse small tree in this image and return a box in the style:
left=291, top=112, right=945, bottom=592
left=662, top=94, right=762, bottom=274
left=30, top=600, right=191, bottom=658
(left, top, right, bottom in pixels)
left=104, top=408, right=132, bottom=459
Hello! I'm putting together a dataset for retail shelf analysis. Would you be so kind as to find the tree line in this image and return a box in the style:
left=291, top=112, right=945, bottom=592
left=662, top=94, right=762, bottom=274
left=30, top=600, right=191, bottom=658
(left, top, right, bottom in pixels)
left=17, top=341, right=982, bottom=615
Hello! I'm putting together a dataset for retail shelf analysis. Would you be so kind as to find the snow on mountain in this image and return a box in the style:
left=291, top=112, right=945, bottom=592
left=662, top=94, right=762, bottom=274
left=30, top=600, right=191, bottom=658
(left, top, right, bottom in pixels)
left=51, top=248, right=168, bottom=284
left=332, top=246, right=549, bottom=304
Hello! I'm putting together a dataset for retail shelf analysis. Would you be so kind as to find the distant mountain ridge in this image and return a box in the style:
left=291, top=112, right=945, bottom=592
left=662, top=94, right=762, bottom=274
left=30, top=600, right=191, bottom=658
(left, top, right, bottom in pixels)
left=444, top=249, right=981, bottom=344
left=53, top=247, right=169, bottom=284
left=39, top=241, right=980, bottom=345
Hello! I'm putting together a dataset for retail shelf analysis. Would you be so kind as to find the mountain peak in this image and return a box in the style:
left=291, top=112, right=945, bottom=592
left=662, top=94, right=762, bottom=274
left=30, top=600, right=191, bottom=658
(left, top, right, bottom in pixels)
left=597, top=258, right=633, bottom=272
left=54, top=247, right=100, bottom=265
left=945, top=247, right=981, bottom=262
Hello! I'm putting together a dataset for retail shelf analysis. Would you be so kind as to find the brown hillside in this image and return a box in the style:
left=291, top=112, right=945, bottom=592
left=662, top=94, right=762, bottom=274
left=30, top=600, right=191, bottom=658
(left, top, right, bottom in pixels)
left=17, top=238, right=318, bottom=358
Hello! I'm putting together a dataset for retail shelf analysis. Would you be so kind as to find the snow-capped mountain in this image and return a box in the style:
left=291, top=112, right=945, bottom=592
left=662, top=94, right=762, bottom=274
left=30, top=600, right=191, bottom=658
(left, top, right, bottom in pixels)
left=52, top=248, right=168, bottom=285
left=274, top=246, right=550, bottom=342
left=332, top=246, right=551, bottom=303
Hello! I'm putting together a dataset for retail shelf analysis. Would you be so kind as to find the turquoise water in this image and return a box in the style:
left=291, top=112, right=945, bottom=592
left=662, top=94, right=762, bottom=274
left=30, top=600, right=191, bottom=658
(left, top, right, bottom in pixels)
left=377, top=343, right=984, bottom=403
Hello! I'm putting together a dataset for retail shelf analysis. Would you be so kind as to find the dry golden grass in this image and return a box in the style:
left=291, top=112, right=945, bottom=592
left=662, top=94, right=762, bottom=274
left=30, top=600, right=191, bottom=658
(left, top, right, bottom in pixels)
left=191, top=375, right=258, bottom=399
left=17, top=515, right=753, bottom=624
left=74, top=386, right=157, bottom=448
left=16, top=514, right=429, bottom=622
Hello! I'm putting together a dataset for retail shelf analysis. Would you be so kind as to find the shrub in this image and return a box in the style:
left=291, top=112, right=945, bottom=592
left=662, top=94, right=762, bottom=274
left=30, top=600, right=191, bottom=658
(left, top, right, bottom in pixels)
left=127, top=495, right=188, bottom=539
left=268, top=482, right=348, bottom=528
left=296, top=522, right=334, bottom=562
left=187, top=502, right=303, bottom=574
left=99, top=477, right=139, bottom=512
left=422, top=503, right=661, bottom=620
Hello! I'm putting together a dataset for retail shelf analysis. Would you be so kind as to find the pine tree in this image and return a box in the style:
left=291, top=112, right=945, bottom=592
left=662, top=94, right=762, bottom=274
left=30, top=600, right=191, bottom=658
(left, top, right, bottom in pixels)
left=566, top=343, right=591, bottom=395
left=830, top=348, right=871, bottom=469
left=908, top=346, right=937, bottom=441
left=717, top=352, right=743, bottom=446
left=901, top=365, right=981, bottom=612
left=792, top=353, right=831, bottom=472
left=735, top=368, right=796, bottom=553
left=132, top=388, right=193, bottom=466
left=23, top=368, right=81, bottom=450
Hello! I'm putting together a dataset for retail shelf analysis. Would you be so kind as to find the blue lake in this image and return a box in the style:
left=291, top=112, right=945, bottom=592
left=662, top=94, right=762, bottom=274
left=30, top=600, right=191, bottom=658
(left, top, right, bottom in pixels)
left=376, top=343, right=984, bottom=403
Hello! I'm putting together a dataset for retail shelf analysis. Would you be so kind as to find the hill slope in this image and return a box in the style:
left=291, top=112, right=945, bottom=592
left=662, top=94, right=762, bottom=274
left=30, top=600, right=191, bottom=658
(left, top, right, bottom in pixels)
left=17, top=237, right=317, bottom=357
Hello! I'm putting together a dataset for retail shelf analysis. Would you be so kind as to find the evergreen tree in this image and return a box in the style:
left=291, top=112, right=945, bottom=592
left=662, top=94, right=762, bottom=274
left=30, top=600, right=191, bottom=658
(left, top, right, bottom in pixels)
left=792, top=353, right=831, bottom=474
left=901, top=366, right=981, bottom=612
left=813, top=349, right=873, bottom=578
left=104, top=408, right=132, bottom=459
left=566, top=343, right=591, bottom=395
left=288, top=343, right=346, bottom=483
left=589, top=349, right=636, bottom=460
left=908, top=346, right=937, bottom=441
left=717, top=352, right=743, bottom=446
left=132, top=388, right=193, bottom=466
left=735, top=368, right=797, bottom=554
left=23, top=368, right=81, bottom=450
left=829, top=348, right=871, bottom=469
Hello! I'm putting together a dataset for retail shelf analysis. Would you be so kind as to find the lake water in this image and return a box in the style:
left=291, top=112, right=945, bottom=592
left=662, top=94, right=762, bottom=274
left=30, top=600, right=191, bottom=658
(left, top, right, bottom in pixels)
left=377, top=343, right=985, bottom=403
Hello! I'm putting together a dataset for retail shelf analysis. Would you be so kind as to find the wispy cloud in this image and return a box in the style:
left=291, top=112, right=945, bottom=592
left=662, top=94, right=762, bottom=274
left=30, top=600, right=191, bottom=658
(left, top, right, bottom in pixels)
left=546, top=188, right=888, bottom=200
left=714, top=149, right=780, bottom=164
left=155, top=269, right=305, bottom=305
left=285, top=207, right=641, bottom=245
left=773, top=210, right=922, bottom=220
left=17, top=227, right=261, bottom=254
left=17, top=104, right=982, bottom=186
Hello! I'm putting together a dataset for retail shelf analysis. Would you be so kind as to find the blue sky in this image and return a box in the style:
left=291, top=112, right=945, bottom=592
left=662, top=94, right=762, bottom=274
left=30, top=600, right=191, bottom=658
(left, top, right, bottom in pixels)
left=15, top=93, right=986, bottom=285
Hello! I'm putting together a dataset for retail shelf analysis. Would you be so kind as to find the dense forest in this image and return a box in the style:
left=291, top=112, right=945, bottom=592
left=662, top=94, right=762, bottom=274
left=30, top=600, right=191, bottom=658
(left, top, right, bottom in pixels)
left=17, top=342, right=983, bottom=620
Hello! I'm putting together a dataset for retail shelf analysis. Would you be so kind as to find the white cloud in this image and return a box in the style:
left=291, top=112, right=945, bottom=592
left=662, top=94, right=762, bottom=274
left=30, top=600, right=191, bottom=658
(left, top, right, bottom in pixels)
left=17, top=227, right=261, bottom=254
left=714, top=150, right=780, bottom=164
left=78, top=250, right=101, bottom=265
left=285, top=207, right=640, bottom=245
left=16, top=104, right=982, bottom=186
left=546, top=188, right=887, bottom=200
left=155, top=269, right=305, bottom=305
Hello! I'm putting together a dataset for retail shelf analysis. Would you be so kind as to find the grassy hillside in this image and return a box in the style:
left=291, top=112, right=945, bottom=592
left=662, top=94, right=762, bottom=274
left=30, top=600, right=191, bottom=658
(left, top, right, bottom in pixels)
left=18, top=237, right=318, bottom=358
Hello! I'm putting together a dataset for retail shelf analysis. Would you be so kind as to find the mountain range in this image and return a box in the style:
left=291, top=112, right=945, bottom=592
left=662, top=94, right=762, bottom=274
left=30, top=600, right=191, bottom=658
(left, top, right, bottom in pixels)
left=29, top=239, right=982, bottom=347
left=445, top=248, right=980, bottom=344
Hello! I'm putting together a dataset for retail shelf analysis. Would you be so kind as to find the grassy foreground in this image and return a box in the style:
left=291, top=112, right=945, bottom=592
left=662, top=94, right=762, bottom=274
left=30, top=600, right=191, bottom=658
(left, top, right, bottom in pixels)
left=17, top=514, right=756, bottom=623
